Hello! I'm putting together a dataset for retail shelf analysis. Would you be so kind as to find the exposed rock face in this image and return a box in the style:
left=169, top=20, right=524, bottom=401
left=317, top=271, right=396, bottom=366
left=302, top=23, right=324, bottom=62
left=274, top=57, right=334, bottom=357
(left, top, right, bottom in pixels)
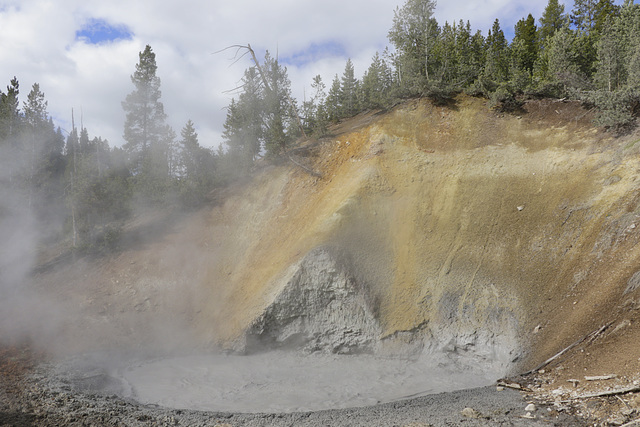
left=242, top=245, right=520, bottom=377
left=244, top=247, right=382, bottom=355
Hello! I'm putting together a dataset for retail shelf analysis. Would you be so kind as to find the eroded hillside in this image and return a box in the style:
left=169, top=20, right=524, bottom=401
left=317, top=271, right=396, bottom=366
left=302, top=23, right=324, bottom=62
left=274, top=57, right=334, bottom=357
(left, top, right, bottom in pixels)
left=31, top=96, right=640, bottom=385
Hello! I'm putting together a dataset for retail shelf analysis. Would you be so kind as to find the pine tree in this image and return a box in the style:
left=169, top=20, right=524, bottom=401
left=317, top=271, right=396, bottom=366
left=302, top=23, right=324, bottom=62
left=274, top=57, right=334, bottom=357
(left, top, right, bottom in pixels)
left=0, top=77, right=21, bottom=186
left=340, top=59, right=358, bottom=117
left=22, top=83, right=49, bottom=208
left=262, top=51, right=294, bottom=155
left=627, top=42, right=640, bottom=88
left=176, top=119, right=210, bottom=205
left=571, top=0, right=599, bottom=34
left=484, top=19, right=510, bottom=83
left=513, top=14, right=538, bottom=75
left=304, top=75, right=329, bottom=135
left=546, top=26, right=586, bottom=90
left=361, top=52, right=390, bottom=109
left=326, top=74, right=342, bottom=122
left=122, top=45, right=167, bottom=175
left=178, top=119, right=200, bottom=180
left=593, top=0, right=619, bottom=35
left=594, top=19, right=624, bottom=91
left=434, top=21, right=459, bottom=84
left=223, top=66, right=263, bottom=167
left=618, top=0, right=640, bottom=88
left=0, top=77, right=20, bottom=144
left=455, top=21, right=483, bottom=85
left=121, top=45, right=170, bottom=202
left=539, top=0, right=568, bottom=48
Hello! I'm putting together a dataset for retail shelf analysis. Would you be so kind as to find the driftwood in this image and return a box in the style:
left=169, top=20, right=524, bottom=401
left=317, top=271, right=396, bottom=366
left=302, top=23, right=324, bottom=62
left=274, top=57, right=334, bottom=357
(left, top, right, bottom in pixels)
left=585, top=374, right=617, bottom=381
left=496, top=380, right=531, bottom=392
left=562, top=384, right=640, bottom=401
left=522, top=322, right=612, bottom=376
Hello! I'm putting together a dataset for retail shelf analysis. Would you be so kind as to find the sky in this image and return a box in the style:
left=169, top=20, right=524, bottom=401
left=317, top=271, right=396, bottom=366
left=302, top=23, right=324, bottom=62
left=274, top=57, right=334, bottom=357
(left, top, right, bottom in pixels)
left=0, top=0, right=582, bottom=149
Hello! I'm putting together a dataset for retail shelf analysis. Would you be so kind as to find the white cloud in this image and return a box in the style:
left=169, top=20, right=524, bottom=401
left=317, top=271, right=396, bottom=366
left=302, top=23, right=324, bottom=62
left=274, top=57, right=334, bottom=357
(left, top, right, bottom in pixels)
left=1, top=0, right=583, bottom=149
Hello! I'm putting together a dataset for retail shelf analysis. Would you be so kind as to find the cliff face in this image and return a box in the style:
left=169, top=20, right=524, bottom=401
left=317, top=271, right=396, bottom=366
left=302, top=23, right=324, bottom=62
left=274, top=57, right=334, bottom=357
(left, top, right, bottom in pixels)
left=31, top=96, right=640, bottom=381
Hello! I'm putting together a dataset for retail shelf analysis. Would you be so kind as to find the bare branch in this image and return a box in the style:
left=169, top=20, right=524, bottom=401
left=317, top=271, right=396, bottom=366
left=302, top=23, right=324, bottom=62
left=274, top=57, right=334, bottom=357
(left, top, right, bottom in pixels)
left=222, top=83, right=248, bottom=95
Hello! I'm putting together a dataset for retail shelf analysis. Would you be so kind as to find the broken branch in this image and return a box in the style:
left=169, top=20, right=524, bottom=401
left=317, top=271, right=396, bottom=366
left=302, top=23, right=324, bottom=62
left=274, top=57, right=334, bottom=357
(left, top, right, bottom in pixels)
left=522, top=322, right=612, bottom=376
left=285, top=151, right=322, bottom=178
left=563, top=384, right=640, bottom=400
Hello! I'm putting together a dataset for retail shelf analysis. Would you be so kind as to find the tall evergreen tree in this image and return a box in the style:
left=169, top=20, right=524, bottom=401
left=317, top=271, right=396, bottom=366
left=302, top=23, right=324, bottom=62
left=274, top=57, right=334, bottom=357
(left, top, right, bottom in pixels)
left=22, top=83, right=50, bottom=208
left=261, top=51, right=294, bottom=155
left=0, top=77, right=21, bottom=186
left=546, top=26, right=586, bottom=90
left=177, top=119, right=200, bottom=180
left=513, top=14, right=539, bottom=75
left=326, top=74, right=342, bottom=122
left=593, top=0, right=619, bottom=35
left=361, top=52, right=390, bottom=109
left=454, top=21, right=484, bottom=85
left=539, top=0, right=568, bottom=48
left=176, top=119, right=212, bottom=205
left=222, top=67, right=263, bottom=169
left=340, top=58, right=358, bottom=117
left=67, top=127, right=131, bottom=249
left=434, top=21, right=459, bottom=83
left=122, top=45, right=167, bottom=174
left=302, top=75, right=329, bottom=135
left=121, top=45, right=171, bottom=202
left=0, top=78, right=20, bottom=145
left=484, top=19, right=510, bottom=83
left=594, top=18, right=625, bottom=91
left=571, top=0, right=599, bottom=34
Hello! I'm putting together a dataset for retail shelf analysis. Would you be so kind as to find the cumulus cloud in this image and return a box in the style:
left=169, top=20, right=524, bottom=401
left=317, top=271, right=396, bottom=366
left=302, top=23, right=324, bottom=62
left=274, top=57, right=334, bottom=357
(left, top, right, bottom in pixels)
left=1, top=0, right=580, bottom=148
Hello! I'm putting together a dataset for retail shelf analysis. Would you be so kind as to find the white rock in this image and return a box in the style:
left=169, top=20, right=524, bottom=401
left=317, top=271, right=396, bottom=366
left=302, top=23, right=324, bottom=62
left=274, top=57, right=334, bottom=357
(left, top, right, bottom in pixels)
left=525, top=403, right=537, bottom=412
left=461, top=407, right=481, bottom=418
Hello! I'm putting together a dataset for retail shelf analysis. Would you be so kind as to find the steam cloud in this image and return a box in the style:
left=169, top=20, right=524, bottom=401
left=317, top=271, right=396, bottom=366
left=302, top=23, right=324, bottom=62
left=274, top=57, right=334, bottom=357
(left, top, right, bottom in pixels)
left=0, top=146, right=64, bottom=351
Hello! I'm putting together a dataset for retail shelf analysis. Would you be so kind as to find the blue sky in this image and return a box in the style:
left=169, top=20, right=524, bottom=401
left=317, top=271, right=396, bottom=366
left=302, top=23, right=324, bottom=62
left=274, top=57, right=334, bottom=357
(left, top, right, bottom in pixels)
left=75, top=18, right=132, bottom=44
left=0, top=0, right=616, bottom=148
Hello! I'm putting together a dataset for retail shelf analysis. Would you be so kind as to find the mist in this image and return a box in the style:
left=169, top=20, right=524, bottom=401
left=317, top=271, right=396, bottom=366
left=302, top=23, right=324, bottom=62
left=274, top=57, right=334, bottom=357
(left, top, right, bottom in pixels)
left=0, top=146, right=65, bottom=352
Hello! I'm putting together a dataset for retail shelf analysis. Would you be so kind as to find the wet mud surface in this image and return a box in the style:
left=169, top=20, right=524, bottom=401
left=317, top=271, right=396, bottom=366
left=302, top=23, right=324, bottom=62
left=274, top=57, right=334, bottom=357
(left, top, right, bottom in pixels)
left=0, top=349, right=586, bottom=427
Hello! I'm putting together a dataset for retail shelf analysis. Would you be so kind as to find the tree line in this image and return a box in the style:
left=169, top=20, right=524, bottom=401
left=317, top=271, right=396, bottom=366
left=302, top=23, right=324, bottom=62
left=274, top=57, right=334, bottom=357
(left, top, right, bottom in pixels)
left=223, top=0, right=640, bottom=169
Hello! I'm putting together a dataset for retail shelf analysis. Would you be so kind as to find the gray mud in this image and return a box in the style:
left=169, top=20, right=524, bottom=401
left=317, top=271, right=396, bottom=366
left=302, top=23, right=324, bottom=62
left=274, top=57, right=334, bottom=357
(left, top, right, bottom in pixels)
left=0, top=356, right=587, bottom=427
left=112, top=352, right=497, bottom=413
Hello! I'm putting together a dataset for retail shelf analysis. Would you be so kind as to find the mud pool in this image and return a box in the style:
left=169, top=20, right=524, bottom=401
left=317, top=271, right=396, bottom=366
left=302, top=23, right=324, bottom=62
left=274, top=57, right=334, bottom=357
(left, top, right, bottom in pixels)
left=93, top=352, right=499, bottom=413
